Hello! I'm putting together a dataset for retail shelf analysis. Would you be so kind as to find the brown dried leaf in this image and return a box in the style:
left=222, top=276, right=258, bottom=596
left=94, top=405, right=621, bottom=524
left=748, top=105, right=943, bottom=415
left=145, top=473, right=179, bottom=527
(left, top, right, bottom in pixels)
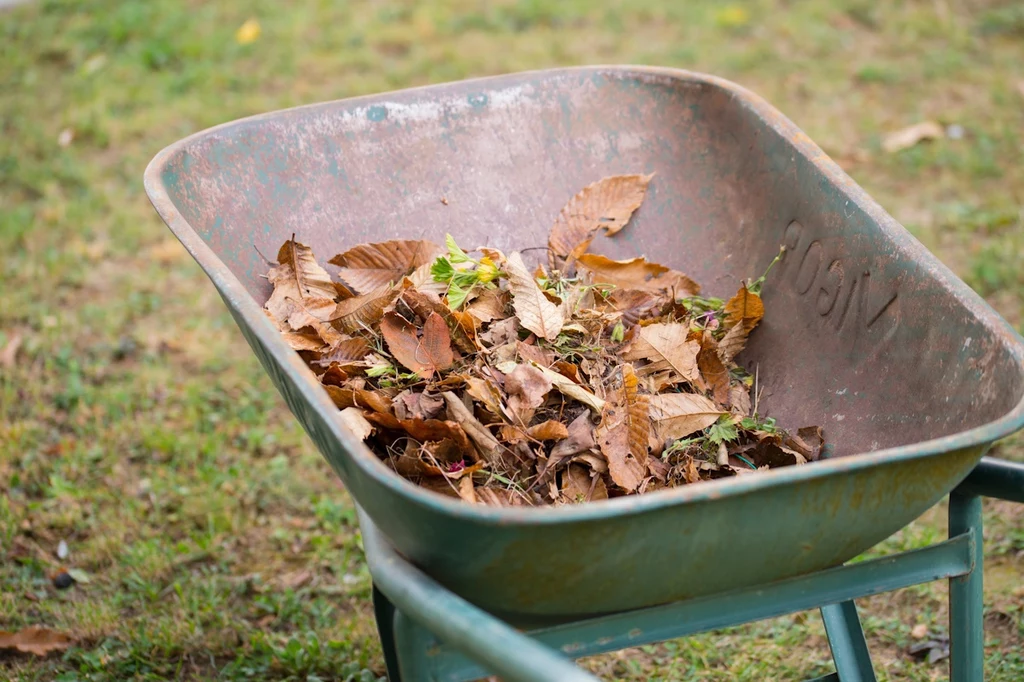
left=442, top=392, right=504, bottom=465
left=480, top=316, right=519, bottom=349
left=730, top=384, right=752, bottom=416
left=560, top=464, right=608, bottom=503
left=506, top=252, right=564, bottom=342
left=504, top=364, right=553, bottom=418
left=786, top=426, right=824, bottom=462
left=718, top=284, right=764, bottom=362
left=550, top=412, right=597, bottom=463
left=476, top=487, right=524, bottom=507
left=527, top=420, right=569, bottom=441
left=394, top=390, right=445, bottom=421
left=696, top=334, right=730, bottom=406
left=0, top=627, right=73, bottom=656
left=330, top=283, right=396, bottom=334
left=649, top=393, right=723, bottom=442
left=548, top=173, right=654, bottom=268
left=465, top=377, right=505, bottom=418
left=622, top=323, right=700, bottom=384
left=457, top=476, right=477, bottom=503
left=607, top=289, right=665, bottom=325
left=322, top=384, right=393, bottom=415
left=514, top=361, right=606, bottom=413
left=316, top=336, right=372, bottom=366
left=421, top=312, right=455, bottom=372
left=380, top=312, right=453, bottom=378
left=597, top=364, right=650, bottom=492
left=265, top=238, right=344, bottom=330
left=280, top=328, right=327, bottom=352
left=724, top=284, right=764, bottom=331
left=329, top=240, right=443, bottom=294
left=516, top=340, right=555, bottom=367
left=399, top=290, right=477, bottom=354
left=338, top=407, right=374, bottom=441
left=577, top=253, right=699, bottom=297
left=404, top=261, right=449, bottom=297
left=465, top=288, right=508, bottom=325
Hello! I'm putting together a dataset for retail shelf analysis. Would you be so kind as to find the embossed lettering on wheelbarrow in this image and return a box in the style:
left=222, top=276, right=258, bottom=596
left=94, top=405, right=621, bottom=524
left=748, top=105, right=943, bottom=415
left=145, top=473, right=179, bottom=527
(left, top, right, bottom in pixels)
left=145, top=66, right=1024, bottom=619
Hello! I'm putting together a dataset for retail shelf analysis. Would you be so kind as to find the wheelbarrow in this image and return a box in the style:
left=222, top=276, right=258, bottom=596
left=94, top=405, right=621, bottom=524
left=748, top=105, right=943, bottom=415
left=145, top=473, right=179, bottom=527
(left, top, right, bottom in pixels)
left=145, top=66, right=1024, bottom=680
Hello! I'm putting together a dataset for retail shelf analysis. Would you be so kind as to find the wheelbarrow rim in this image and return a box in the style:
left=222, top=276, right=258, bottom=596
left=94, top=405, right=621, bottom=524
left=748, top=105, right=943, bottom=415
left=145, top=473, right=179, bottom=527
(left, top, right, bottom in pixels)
left=144, top=65, right=1024, bottom=526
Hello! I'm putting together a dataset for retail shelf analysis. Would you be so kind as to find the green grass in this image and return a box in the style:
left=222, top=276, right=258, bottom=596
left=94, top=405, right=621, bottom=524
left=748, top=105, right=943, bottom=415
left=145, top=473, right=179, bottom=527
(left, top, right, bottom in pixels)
left=2, top=0, right=1023, bottom=680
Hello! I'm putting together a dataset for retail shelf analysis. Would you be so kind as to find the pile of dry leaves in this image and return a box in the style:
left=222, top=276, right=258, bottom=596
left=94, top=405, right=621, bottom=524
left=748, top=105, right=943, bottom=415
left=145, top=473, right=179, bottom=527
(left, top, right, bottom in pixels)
left=260, top=174, right=823, bottom=506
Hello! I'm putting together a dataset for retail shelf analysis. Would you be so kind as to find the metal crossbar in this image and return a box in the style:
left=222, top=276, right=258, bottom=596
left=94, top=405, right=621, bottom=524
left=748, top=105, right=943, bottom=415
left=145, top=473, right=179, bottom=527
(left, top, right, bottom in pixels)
left=365, top=457, right=1022, bottom=682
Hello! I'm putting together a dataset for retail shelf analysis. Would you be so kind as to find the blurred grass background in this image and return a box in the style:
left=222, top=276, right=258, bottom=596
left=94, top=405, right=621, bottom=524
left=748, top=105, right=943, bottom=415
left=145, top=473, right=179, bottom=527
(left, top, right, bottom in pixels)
left=1, top=0, right=1023, bottom=680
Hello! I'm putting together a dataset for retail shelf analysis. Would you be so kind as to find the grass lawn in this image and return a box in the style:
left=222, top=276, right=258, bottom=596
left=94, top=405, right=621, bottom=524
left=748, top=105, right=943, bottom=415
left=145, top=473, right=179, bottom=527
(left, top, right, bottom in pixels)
left=2, top=0, right=1023, bottom=680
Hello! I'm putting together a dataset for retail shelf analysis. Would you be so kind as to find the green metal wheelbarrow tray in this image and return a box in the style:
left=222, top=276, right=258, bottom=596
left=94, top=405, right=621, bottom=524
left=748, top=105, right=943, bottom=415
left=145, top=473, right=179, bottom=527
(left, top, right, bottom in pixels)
left=144, top=66, right=1024, bottom=680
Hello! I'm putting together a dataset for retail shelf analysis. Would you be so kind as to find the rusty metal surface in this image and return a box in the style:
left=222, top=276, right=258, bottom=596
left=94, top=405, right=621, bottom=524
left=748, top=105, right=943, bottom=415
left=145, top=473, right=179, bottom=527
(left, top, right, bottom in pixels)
left=144, top=66, right=1024, bottom=618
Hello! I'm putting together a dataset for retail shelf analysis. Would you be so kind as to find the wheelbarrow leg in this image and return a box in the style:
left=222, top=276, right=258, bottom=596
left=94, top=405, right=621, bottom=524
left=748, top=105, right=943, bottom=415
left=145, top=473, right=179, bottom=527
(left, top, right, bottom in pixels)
left=393, top=610, right=437, bottom=682
left=821, top=600, right=877, bottom=682
left=949, top=491, right=984, bottom=682
left=373, top=584, right=403, bottom=682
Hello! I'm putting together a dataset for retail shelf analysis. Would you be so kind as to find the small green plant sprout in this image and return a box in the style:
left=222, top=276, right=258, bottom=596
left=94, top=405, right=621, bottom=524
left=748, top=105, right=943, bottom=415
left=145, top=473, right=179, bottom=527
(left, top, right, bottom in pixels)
left=748, top=245, right=786, bottom=295
left=430, top=234, right=503, bottom=309
left=707, top=415, right=740, bottom=445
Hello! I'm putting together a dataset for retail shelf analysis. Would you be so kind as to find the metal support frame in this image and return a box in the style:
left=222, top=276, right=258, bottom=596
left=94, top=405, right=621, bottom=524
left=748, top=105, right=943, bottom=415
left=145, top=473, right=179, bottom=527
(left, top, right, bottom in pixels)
left=365, top=457, right=1022, bottom=682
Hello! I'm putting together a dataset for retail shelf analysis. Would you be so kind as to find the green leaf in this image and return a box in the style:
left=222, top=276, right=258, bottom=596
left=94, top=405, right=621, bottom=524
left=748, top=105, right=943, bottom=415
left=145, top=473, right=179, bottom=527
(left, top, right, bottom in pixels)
left=430, top=256, right=455, bottom=282
left=680, top=295, right=724, bottom=314
left=610, top=321, right=625, bottom=343
left=707, top=419, right=739, bottom=444
left=366, top=362, right=393, bottom=378
left=445, top=233, right=472, bottom=264
left=452, top=269, right=480, bottom=288
left=447, top=281, right=470, bottom=310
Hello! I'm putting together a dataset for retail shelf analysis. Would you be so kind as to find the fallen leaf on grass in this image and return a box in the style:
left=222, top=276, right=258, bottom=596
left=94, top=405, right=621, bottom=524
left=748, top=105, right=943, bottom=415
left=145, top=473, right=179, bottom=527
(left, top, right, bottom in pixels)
left=548, top=173, right=654, bottom=268
left=882, top=121, right=944, bottom=153
left=1, top=332, right=24, bottom=369
left=506, top=252, right=564, bottom=341
left=0, top=627, right=74, bottom=656
left=235, top=18, right=261, bottom=45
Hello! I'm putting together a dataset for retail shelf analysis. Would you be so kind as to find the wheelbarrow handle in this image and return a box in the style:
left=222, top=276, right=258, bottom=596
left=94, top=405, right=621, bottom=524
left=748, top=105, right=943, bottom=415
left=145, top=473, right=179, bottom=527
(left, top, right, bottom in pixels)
left=954, top=456, right=1024, bottom=503
left=359, top=508, right=600, bottom=682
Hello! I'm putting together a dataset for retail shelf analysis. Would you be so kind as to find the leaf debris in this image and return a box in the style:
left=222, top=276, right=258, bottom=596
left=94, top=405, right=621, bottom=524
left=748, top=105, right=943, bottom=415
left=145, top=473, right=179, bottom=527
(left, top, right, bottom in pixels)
left=260, top=174, right=823, bottom=506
